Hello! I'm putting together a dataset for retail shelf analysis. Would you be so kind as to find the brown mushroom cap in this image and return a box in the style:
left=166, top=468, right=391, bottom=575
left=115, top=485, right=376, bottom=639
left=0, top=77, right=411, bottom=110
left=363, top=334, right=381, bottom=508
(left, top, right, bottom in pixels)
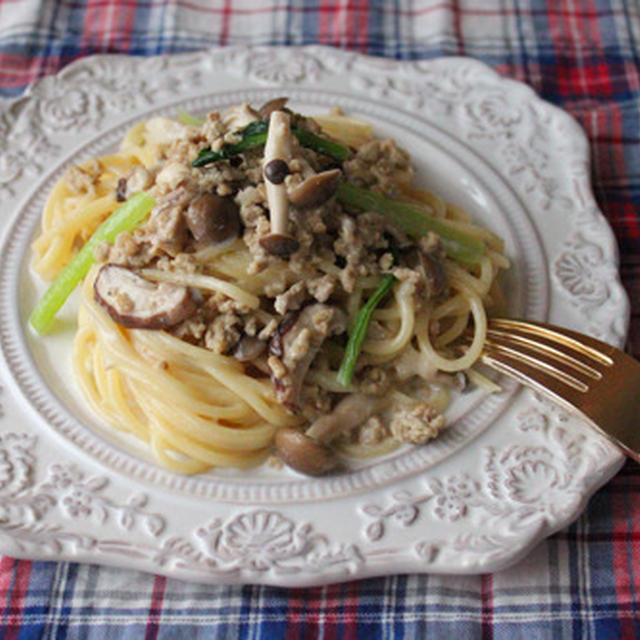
left=288, top=169, right=341, bottom=210
left=258, top=97, right=289, bottom=120
left=184, top=193, right=240, bottom=247
left=401, top=247, right=446, bottom=298
left=274, top=428, right=339, bottom=476
left=263, top=159, right=290, bottom=185
left=259, top=233, right=299, bottom=256
left=232, top=336, right=266, bottom=362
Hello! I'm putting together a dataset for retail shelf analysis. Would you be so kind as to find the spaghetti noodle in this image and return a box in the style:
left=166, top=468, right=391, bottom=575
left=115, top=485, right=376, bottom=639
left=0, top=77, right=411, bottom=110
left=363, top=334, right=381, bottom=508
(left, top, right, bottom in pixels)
left=31, top=100, right=508, bottom=474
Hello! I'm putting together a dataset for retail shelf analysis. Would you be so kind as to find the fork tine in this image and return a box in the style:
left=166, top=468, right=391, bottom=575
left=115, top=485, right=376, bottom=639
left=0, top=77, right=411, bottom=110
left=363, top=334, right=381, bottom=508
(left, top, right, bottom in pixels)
left=469, top=318, right=640, bottom=463
left=485, top=328, right=603, bottom=383
left=481, top=341, right=589, bottom=400
left=488, top=318, right=615, bottom=367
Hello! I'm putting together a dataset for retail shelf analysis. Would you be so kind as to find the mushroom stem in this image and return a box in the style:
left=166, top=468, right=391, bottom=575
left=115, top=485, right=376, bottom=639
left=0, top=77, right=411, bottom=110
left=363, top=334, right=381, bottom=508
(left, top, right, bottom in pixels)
left=274, top=393, right=381, bottom=476
left=264, top=111, right=292, bottom=236
left=305, top=393, right=379, bottom=443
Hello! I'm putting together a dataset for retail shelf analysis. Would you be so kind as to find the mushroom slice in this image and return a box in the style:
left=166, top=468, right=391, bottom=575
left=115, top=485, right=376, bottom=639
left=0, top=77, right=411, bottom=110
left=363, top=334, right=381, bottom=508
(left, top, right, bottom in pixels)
left=288, top=169, right=341, bottom=210
left=94, top=264, right=196, bottom=330
left=268, top=304, right=346, bottom=410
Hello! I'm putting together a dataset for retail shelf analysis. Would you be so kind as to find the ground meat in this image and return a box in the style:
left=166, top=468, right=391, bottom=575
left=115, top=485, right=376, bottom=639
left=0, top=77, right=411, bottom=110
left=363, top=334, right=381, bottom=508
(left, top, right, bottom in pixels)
left=155, top=161, right=191, bottom=192
left=187, top=162, right=246, bottom=197
left=156, top=252, right=199, bottom=274
left=66, top=164, right=99, bottom=194
left=359, top=367, right=391, bottom=395
left=274, top=281, right=308, bottom=315
left=389, top=403, right=445, bottom=444
left=172, top=315, right=208, bottom=343
left=289, top=204, right=326, bottom=235
left=338, top=264, right=358, bottom=294
left=307, top=274, right=336, bottom=303
left=344, top=139, right=414, bottom=196
left=104, top=231, right=153, bottom=269
left=379, top=252, right=394, bottom=271
left=298, top=383, right=333, bottom=421
left=201, top=112, right=226, bottom=148
left=258, top=319, right=279, bottom=341
left=358, top=416, right=389, bottom=445
left=93, top=242, right=110, bottom=263
left=267, top=355, right=287, bottom=379
left=204, top=312, right=243, bottom=354
left=235, top=185, right=273, bottom=274
left=244, top=315, right=259, bottom=337
left=236, top=184, right=267, bottom=227
left=206, top=292, right=252, bottom=315
left=142, top=189, right=193, bottom=256
left=389, top=268, right=421, bottom=301
left=332, top=212, right=389, bottom=292
left=124, top=165, right=154, bottom=197
left=166, top=138, right=204, bottom=168
left=356, top=212, right=387, bottom=249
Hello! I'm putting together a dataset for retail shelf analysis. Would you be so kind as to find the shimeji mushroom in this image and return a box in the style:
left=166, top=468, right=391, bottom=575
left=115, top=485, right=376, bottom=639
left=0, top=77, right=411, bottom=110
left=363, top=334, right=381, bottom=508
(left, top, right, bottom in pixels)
left=274, top=393, right=380, bottom=476
left=288, top=168, right=342, bottom=210
left=259, top=110, right=299, bottom=256
left=184, top=193, right=241, bottom=249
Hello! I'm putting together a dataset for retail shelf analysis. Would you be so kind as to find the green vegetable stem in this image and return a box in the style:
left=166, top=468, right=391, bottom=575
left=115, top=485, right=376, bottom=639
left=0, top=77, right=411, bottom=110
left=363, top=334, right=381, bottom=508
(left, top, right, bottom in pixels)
left=192, top=120, right=350, bottom=167
left=337, top=274, right=396, bottom=387
left=177, top=110, right=205, bottom=127
left=192, top=121, right=269, bottom=166
left=29, top=191, right=156, bottom=334
left=335, top=183, right=485, bottom=266
left=292, top=127, right=351, bottom=163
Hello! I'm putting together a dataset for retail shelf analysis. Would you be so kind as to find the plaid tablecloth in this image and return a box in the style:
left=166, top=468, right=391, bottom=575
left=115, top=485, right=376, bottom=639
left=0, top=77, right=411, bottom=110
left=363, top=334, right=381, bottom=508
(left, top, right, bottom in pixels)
left=1, top=1, right=639, bottom=638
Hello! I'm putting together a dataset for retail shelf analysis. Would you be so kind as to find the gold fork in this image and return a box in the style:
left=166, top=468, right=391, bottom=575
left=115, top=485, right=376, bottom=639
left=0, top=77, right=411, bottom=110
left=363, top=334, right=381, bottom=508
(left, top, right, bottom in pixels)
left=472, top=318, right=640, bottom=463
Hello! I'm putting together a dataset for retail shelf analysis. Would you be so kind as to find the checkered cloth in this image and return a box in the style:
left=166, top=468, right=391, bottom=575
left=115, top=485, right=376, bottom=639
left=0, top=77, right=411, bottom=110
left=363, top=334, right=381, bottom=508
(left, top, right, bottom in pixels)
left=1, top=1, right=639, bottom=637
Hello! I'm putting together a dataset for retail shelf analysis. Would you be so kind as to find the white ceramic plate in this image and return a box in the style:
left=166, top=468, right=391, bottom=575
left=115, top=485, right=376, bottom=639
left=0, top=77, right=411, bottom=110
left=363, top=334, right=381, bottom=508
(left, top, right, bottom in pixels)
left=0, top=47, right=630, bottom=585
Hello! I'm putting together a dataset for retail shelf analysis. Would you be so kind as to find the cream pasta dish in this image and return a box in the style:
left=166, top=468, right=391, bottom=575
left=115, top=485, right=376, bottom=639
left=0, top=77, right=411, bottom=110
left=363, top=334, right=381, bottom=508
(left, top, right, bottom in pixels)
left=29, top=98, right=508, bottom=476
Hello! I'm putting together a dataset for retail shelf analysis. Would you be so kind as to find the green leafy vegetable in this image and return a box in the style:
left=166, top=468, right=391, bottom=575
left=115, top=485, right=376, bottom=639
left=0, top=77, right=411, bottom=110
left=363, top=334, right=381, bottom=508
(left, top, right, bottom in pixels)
left=177, top=110, right=205, bottom=126
left=335, top=183, right=485, bottom=266
left=192, top=120, right=350, bottom=167
left=192, top=121, right=269, bottom=166
left=292, top=127, right=351, bottom=163
left=337, top=274, right=396, bottom=387
left=29, top=192, right=156, bottom=334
